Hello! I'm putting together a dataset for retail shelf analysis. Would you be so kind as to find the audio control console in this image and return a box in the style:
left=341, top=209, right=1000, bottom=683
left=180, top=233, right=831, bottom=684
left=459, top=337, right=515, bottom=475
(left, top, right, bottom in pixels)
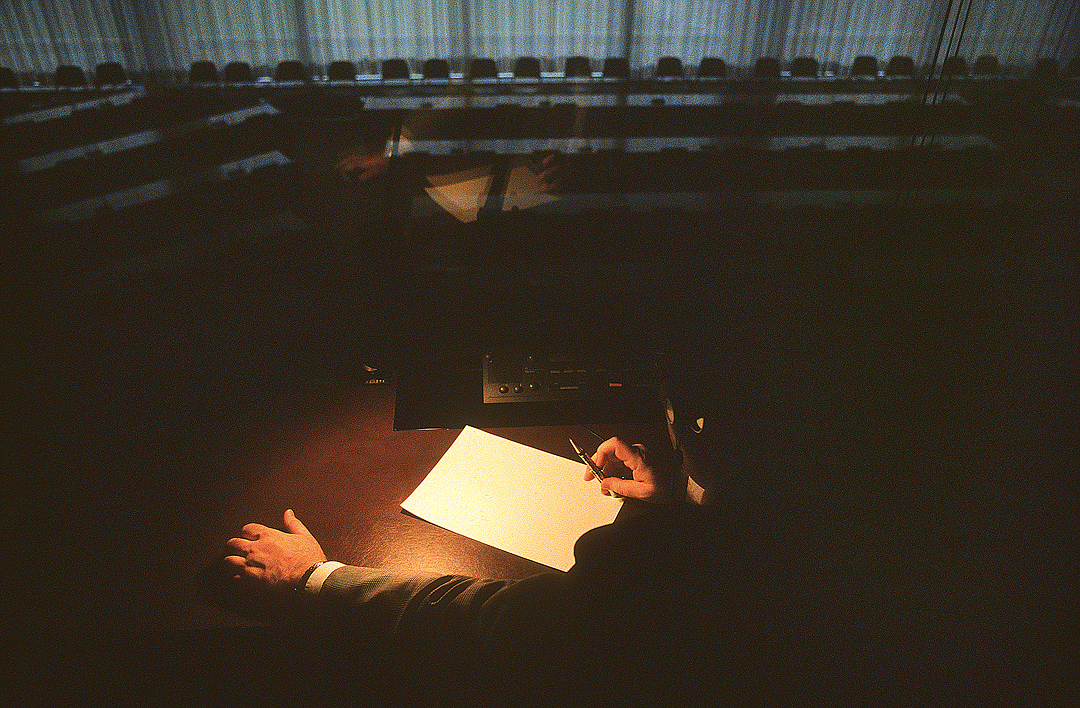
left=482, top=349, right=660, bottom=404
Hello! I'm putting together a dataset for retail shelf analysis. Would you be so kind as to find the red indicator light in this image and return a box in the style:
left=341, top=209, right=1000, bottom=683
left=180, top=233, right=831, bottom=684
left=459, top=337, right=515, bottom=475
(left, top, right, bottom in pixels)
left=609, top=382, right=622, bottom=387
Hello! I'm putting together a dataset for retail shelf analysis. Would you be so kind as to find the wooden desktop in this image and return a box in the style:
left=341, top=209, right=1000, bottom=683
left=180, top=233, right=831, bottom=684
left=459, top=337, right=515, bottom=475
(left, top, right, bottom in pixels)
left=165, top=380, right=663, bottom=632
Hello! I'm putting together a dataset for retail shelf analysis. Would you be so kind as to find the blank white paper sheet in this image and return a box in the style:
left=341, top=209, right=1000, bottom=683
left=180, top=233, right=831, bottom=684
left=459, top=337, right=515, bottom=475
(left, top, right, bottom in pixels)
left=401, top=426, right=622, bottom=571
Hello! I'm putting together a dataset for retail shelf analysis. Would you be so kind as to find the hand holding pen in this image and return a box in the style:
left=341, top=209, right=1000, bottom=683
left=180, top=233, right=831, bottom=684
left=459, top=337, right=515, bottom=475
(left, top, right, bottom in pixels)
left=571, top=437, right=674, bottom=504
left=570, top=437, right=619, bottom=498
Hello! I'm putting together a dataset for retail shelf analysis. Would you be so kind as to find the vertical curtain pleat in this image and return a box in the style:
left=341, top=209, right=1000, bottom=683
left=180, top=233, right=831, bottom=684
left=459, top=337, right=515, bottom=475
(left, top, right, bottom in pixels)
left=1, top=0, right=141, bottom=75
left=466, top=0, right=625, bottom=69
left=0, top=0, right=1075, bottom=77
left=631, top=0, right=1079, bottom=72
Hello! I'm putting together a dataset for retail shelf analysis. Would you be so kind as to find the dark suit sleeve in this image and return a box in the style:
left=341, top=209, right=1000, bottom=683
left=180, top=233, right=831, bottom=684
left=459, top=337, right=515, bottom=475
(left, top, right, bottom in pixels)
left=304, top=512, right=685, bottom=705
left=307, top=564, right=589, bottom=706
left=314, top=565, right=564, bottom=644
left=309, top=508, right=666, bottom=650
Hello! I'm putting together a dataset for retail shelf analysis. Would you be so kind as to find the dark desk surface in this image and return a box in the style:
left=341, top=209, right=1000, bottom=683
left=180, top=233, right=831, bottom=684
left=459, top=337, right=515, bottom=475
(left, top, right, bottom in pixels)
left=159, top=381, right=661, bottom=632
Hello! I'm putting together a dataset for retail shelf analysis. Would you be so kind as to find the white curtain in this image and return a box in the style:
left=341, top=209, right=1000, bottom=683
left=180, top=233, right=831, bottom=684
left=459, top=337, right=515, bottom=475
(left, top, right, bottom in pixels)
left=957, top=1, right=1079, bottom=66
left=466, top=1, right=627, bottom=69
left=143, top=0, right=300, bottom=74
left=0, top=0, right=144, bottom=75
left=304, top=0, right=461, bottom=69
left=631, top=0, right=1079, bottom=72
left=0, top=0, right=1076, bottom=78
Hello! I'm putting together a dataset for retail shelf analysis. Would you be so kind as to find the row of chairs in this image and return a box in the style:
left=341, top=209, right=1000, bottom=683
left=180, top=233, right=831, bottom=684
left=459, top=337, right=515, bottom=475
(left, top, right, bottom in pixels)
left=191, top=55, right=1079, bottom=84
left=191, top=57, right=634, bottom=83
left=5, top=55, right=1076, bottom=90
left=0, top=63, right=128, bottom=89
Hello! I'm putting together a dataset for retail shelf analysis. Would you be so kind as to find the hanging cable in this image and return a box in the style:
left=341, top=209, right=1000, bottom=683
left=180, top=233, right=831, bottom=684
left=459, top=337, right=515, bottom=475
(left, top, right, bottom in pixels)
left=915, top=0, right=957, bottom=148
left=925, top=0, right=975, bottom=146
left=928, top=0, right=965, bottom=142
left=944, top=0, right=976, bottom=97
left=1052, top=0, right=1080, bottom=59
left=920, top=0, right=976, bottom=147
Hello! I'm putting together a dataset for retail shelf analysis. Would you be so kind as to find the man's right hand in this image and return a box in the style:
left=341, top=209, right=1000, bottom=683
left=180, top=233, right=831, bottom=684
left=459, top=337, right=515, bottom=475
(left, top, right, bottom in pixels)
left=335, top=149, right=389, bottom=183
left=584, top=437, right=678, bottom=503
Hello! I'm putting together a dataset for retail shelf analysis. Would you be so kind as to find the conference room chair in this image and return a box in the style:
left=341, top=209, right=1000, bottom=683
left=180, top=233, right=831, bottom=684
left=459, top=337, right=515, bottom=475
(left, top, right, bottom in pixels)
left=327, top=60, right=358, bottom=81
left=696, top=57, right=727, bottom=78
left=1026, top=56, right=1068, bottom=82
left=789, top=56, right=819, bottom=77
left=94, top=62, right=126, bottom=87
left=972, top=55, right=999, bottom=76
left=468, top=58, right=498, bottom=80
left=55, top=65, right=88, bottom=88
left=602, top=57, right=630, bottom=79
left=655, top=56, right=684, bottom=77
left=754, top=57, right=781, bottom=79
left=275, top=60, right=308, bottom=82
left=885, top=56, right=915, bottom=77
left=422, top=59, right=450, bottom=80
left=223, top=61, right=254, bottom=83
left=1028, top=57, right=1058, bottom=81
left=514, top=56, right=541, bottom=79
left=941, top=56, right=968, bottom=77
left=382, top=59, right=410, bottom=81
left=189, top=61, right=219, bottom=83
left=564, top=56, right=591, bottom=78
left=850, top=56, right=879, bottom=77
left=0, top=67, right=18, bottom=88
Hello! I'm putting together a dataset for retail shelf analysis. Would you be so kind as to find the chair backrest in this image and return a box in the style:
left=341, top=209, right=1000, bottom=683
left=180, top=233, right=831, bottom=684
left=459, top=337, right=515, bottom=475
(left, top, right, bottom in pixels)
left=972, top=55, right=999, bottom=75
left=941, top=56, right=968, bottom=77
left=565, top=56, right=590, bottom=77
left=423, top=59, right=450, bottom=80
left=602, top=57, right=629, bottom=79
left=0, top=67, right=17, bottom=88
left=696, top=57, right=727, bottom=78
left=327, top=61, right=357, bottom=81
left=56, top=65, right=87, bottom=87
left=851, top=56, right=879, bottom=77
left=656, top=56, right=684, bottom=77
left=754, top=57, right=780, bottom=79
left=275, top=60, right=307, bottom=82
left=382, top=59, right=410, bottom=80
left=514, top=56, right=541, bottom=78
left=223, top=61, right=254, bottom=83
left=469, top=58, right=498, bottom=79
left=885, top=56, right=915, bottom=77
left=1028, top=58, right=1054, bottom=80
left=95, top=62, right=125, bottom=86
left=1028, top=57, right=1058, bottom=80
left=790, top=56, right=819, bottom=77
left=190, top=61, right=218, bottom=83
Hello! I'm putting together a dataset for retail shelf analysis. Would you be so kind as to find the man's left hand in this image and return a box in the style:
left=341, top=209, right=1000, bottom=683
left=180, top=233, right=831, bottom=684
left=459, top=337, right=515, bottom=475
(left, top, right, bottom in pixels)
left=224, top=509, right=327, bottom=595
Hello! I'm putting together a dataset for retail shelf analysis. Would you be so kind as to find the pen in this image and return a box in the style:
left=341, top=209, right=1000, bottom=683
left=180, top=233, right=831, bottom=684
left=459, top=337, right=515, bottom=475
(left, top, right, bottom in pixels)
left=581, top=424, right=604, bottom=441
left=569, top=437, right=605, bottom=482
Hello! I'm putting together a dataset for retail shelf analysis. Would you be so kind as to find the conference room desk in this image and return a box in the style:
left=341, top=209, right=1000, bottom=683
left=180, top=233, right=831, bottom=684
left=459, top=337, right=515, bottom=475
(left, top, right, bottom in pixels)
left=163, top=380, right=663, bottom=632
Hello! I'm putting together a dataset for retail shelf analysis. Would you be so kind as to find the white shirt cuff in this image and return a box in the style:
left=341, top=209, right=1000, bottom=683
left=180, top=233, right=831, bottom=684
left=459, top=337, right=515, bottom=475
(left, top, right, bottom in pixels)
left=303, top=561, right=346, bottom=594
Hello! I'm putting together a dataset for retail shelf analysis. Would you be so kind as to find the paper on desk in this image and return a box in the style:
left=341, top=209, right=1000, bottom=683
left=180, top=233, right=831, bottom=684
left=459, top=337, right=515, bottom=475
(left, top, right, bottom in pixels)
left=423, top=167, right=493, bottom=223
left=401, top=426, right=622, bottom=572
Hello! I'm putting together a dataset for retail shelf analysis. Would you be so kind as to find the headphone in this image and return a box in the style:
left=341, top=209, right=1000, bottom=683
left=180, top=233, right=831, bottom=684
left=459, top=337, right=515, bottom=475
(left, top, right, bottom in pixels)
left=665, top=399, right=706, bottom=434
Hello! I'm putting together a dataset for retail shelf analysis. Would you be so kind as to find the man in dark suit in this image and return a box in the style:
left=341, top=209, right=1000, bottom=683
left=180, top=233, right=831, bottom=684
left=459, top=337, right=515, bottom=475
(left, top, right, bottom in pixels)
left=217, top=349, right=834, bottom=705
left=216, top=336, right=1051, bottom=706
